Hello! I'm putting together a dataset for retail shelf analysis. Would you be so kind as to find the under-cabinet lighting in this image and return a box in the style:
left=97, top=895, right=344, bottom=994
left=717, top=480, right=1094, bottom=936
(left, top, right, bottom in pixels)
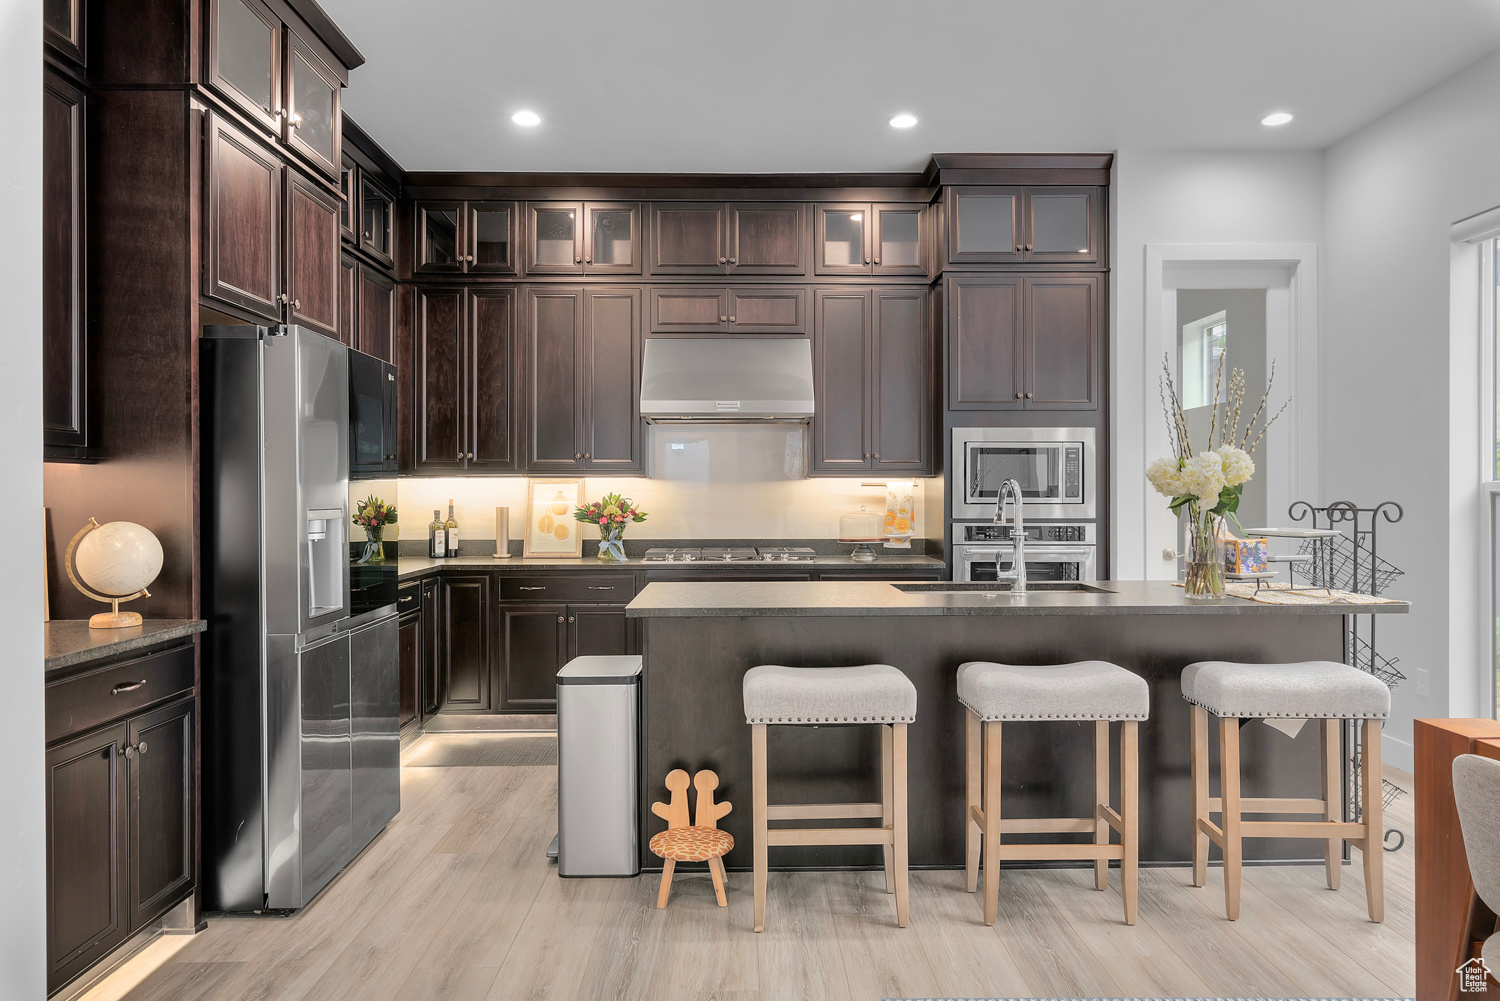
left=1260, top=111, right=1293, bottom=127
left=512, top=110, right=542, bottom=127
left=888, top=113, right=918, bottom=129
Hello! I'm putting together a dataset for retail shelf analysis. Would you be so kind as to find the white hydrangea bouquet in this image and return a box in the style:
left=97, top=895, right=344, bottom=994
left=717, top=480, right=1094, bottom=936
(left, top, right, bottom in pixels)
left=1149, top=354, right=1287, bottom=597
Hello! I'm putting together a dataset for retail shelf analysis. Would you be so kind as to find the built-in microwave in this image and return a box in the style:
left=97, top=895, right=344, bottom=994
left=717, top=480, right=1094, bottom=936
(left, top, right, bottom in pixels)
left=349, top=349, right=397, bottom=479
left=951, top=427, right=1095, bottom=520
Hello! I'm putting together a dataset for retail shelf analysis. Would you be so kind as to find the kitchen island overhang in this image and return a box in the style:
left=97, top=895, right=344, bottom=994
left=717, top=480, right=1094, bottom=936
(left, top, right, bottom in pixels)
left=625, top=580, right=1406, bottom=872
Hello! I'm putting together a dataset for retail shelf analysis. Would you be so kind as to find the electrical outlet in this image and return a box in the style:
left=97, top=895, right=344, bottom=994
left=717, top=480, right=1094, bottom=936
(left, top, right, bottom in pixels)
left=1416, top=668, right=1430, bottom=697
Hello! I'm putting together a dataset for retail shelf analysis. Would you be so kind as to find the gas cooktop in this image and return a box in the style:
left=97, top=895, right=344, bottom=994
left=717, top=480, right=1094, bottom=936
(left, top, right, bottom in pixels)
left=640, top=546, right=819, bottom=563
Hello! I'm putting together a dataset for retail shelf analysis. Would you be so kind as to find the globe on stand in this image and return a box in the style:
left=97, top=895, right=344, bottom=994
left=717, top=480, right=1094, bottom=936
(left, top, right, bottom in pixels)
left=64, top=518, right=165, bottom=629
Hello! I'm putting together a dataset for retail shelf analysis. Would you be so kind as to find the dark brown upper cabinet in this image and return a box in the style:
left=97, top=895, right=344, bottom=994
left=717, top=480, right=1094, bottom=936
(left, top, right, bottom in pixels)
left=526, top=202, right=640, bottom=276
left=206, top=0, right=344, bottom=181
left=947, top=274, right=1099, bottom=411
left=43, top=70, right=89, bottom=460
left=357, top=175, right=395, bottom=269
left=338, top=156, right=357, bottom=243
left=811, top=289, right=931, bottom=476
left=411, top=286, right=518, bottom=474
left=524, top=287, right=642, bottom=474
left=204, top=112, right=283, bottom=322
left=816, top=203, right=926, bottom=277
left=415, top=200, right=518, bottom=275
left=647, top=286, right=807, bottom=335
left=284, top=169, right=341, bottom=337
left=945, top=186, right=1101, bottom=266
left=356, top=265, right=395, bottom=363
left=44, top=0, right=85, bottom=65
left=649, top=202, right=805, bottom=276
left=337, top=253, right=356, bottom=347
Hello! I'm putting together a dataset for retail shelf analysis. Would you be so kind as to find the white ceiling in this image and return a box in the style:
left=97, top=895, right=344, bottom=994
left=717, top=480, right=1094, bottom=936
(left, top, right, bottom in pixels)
left=322, top=0, right=1500, bottom=174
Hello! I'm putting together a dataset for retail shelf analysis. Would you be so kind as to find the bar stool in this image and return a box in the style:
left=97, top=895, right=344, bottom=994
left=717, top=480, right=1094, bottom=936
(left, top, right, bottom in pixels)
left=1182, top=660, right=1391, bottom=922
left=959, top=660, right=1149, bottom=926
left=743, top=664, right=917, bottom=932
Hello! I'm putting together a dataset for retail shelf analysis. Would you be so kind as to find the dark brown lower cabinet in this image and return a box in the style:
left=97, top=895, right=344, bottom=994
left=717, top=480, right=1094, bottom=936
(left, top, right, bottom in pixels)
left=45, top=662, right=196, bottom=996
left=397, top=604, right=421, bottom=729
left=437, top=576, right=492, bottom=712
left=421, top=579, right=441, bottom=715
left=46, top=722, right=128, bottom=995
left=499, top=601, right=632, bottom=712
left=126, top=699, right=194, bottom=931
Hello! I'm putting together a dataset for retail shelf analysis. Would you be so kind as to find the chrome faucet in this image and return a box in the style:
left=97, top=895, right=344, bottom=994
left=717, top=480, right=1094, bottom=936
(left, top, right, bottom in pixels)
left=991, top=478, right=1027, bottom=593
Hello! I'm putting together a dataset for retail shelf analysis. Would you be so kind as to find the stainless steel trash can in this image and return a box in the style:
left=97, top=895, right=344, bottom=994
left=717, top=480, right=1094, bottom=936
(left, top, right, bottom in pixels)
left=557, top=655, right=642, bottom=877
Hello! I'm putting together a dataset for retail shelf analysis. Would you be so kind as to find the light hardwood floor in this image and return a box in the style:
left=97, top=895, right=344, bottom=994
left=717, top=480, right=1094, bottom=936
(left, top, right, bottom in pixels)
left=97, top=732, right=1416, bottom=1001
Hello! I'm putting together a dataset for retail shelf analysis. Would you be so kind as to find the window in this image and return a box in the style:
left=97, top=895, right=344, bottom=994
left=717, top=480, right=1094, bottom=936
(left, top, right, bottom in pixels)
left=1179, top=310, right=1229, bottom=409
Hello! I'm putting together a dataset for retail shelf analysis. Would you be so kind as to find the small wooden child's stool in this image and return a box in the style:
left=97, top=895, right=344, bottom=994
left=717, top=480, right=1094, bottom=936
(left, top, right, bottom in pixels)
left=649, top=769, right=733, bottom=907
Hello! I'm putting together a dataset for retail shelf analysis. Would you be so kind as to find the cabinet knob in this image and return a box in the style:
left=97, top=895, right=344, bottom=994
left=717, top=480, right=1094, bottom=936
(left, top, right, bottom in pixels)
left=1026, top=243, right=1034, bottom=251
left=557, top=615, right=564, bottom=623
left=568, top=616, right=576, bottom=623
left=874, top=257, right=881, bottom=264
left=575, top=256, right=582, bottom=264
left=864, top=256, right=871, bottom=264
left=874, top=453, right=880, bottom=459
left=278, top=292, right=289, bottom=304
left=1025, top=392, right=1034, bottom=399
left=729, top=257, right=737, bottom=264
left=718, top=257, right=727, bottom=264
left=123, top=745, right=134, bottom=759
left=1015, top=392, right=1023, bottom=399
left=292, top=299, right=301, bottom=310
left=584, top=452, right=591, bottom=459
left=574, top=452, right=582, bottom=459
left=466, top=254, right=475, bottom=263
left=863, top=452, right=870, bottom=459
left=467, top=452, right=474, bottom=459
left=288, top=113, right=302, bottom=128
left=585, top=257, right=592, bottom=264
left=138, top=741, right=148, bottom=755
left=728, top=316, right=736, bottom=323
left=458, top=453, right=464, bottom=460
left=1015, top=244, right=1024, bottom=253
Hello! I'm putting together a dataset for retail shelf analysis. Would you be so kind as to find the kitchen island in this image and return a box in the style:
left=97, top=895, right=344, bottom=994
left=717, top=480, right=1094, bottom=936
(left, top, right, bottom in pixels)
left=625, top=580, right=1406, bottom=871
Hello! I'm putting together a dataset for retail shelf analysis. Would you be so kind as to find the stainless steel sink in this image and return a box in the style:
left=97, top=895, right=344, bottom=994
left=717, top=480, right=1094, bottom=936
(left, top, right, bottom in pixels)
left=890, top=581, right=1115, bottom=594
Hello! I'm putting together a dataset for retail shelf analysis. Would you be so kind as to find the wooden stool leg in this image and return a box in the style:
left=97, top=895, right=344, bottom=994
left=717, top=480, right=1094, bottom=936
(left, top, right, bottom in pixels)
left=752, top=722, right=768, bottom=932
left=882, top=722, right=895, bottom=894
left=1094, top=719, right=1110, bottom=891
left=982, top=720, right=1002, bottom=927
left=965, top=709, right=982, bottom=893
left=1220, top=716, right=1243, bottom=921
left=1362, top=718, right=1385, bottom=922
left=892, top=722, right=910, bottom=928
left=1121, top=720, right=1140, bottom=926
left=656, top=859, right=676, bottom=909
left=708, top=856, right=728, bottom=907
left=1190, top=705, right=1209, bottom=888
left=1321, top=718, right=1343, bottom=890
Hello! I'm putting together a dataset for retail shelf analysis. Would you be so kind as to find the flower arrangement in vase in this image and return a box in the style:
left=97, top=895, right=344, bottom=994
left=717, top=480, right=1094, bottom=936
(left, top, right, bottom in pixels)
left=353, top=495, right=397, bottom=564
left=1148, top=355, right=1287, bottom=598
left=573, top=493, right=648, bottom=561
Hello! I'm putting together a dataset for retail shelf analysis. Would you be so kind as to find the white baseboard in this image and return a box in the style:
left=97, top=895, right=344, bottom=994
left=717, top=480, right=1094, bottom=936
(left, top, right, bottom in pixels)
left=1383, top=729, right=1414, bottom=772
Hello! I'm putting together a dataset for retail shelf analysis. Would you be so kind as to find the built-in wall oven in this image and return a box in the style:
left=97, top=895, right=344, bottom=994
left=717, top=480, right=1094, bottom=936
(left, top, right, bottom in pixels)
left=953, top=523, right=1097, bottom=583
left=349, top=349, right=397, bottom=479
left=951, top=427, right=1096, bottom=521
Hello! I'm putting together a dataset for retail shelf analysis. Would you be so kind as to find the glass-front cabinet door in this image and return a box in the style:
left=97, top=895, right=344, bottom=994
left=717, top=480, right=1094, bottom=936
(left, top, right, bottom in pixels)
left=359, top=177, right=394, bottom=267
left=946, top=187, right=1023, bottom=264
left=872, top=204, right=925, bottom=275
left=339, top=157, right=357, bottom=242
left=583, top=203, right=641, bottom=275
left=415, top=202, right=465, bottom=273
left=283, top=31, right=341, bottom=179
left=527, top=203, right=584, bottom=273
left=468, top=203, right=517, bottom=274
left=209, top=0, right=281, bottom=133
left=815, top=203, right=871, bottom=275
left=1025, top=187, right=1099, bottom=264
left=44, top=0, right=84, bottom=64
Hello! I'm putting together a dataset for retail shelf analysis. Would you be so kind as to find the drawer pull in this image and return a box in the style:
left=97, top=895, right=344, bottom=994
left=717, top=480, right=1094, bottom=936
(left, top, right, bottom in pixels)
left=112, top=680, right=147, bottom=695
left=519, top=586, right=547, bottom=591
left=587, top=586, right=614, bottom=590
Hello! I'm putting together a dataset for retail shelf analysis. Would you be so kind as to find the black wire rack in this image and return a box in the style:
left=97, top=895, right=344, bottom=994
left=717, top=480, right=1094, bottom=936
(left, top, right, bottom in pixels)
left=1286, top=500, right=1407, bottom=850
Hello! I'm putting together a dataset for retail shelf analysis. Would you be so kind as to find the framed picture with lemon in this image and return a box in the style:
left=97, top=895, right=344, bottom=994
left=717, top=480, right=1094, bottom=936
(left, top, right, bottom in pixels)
left=522, top=479, right=584, bottom=558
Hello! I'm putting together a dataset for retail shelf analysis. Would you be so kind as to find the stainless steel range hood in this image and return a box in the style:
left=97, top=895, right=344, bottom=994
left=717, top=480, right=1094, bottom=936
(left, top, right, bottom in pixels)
left=640, top=337, right=815, bottom=422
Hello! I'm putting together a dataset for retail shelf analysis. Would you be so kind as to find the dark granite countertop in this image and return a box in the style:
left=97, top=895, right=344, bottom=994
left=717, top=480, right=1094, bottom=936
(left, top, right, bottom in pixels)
left=397, top=554, right=945, bottom=580
left=625, top=579, right=1412, bottom=618
left=46, top=619, right=205, bottom=672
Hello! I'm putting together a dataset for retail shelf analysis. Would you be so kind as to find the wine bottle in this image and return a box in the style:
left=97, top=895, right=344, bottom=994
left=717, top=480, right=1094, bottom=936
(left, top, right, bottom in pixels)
left=445, top=500, right=460, bottom=558
left=429, top=509, right=445, bottom=558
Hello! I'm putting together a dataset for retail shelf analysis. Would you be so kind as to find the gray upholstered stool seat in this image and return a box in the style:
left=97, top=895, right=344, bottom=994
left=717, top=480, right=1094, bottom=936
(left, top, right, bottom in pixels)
left=1181, top=660, right=1391, bottom=720
left=742, top=664, right=916, bottom=725
left=957, top=660, right=1150, bottom=722
left=1485, top=934, right=1499, bottom=971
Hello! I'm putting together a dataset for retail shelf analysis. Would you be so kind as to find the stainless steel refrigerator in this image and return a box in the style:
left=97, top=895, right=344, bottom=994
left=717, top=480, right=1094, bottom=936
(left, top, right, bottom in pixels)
left=201, top=324, right=400, bottom=911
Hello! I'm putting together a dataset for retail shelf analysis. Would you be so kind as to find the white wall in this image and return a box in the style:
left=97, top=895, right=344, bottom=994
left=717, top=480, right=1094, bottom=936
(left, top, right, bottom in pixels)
left=0, top=0, right=50, bottom=995
left=1111, top=149, right=1324, bottom=578
left=1322, top=48, right=1500, bottom=768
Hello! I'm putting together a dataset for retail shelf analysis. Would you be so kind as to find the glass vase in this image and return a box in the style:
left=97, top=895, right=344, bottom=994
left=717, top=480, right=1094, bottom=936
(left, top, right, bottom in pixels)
left=359, top=525, right=386, bottom=564
left=598, top=524, right=627, bottom=562
left=1183, top=506, right=1224, bottom=599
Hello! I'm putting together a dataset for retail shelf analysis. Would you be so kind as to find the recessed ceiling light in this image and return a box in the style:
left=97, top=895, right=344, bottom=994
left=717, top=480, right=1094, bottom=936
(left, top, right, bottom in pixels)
left=512, top=110, right=542, bottom=127
left=888, top=113, right=918, bottom=129
left=1261, top=111, right=1293, bottom=127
